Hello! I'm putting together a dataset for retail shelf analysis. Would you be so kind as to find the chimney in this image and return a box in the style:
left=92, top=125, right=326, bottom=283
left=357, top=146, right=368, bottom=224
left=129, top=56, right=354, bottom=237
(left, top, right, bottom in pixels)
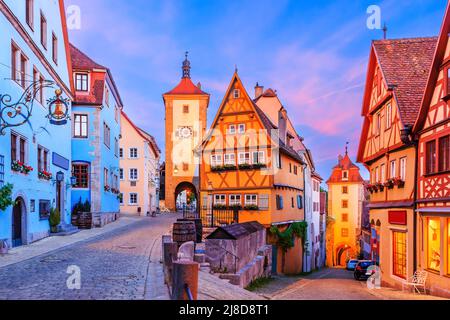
left=197, top=82, right=202, bottom=90
left=278, top=108, right=287, bottom=144
left=255, top=82, right=264, bottom=99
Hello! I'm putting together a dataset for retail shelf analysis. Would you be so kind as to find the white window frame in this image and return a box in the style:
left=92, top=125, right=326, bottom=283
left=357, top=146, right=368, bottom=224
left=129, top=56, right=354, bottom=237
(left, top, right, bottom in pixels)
left=129, top=148, right=138, bottom=159
left=245, top=194, right=258, bottom=206
left=380, top=164, right=386, bottom=182
left=119, top=168, right=124, bottom=180
left=400, top=157, right=407, bottom=180
left=129, top=193, right=138, bottom=205
left=210, top=154, right=223, bottom=167
left=224, top=153, right=236, bottom=165
left=342, top=170, right=349, bottom=181
left=119, top=148, right=123, bottom=159
left=390, top=160, right=396, bottom=178
left=238, top=152, right=251, bottom=165
left=75, top=73, right=89, bottom=92
left=129, top=168, right=138, bottom=181
left=375, top=166, right=379, bottom=182
left=227, top=125, right=236, bottom=135
left=233, top=89, right=240, bottom=99
left=238, top=124, right=246, bottom=134
left=214, top=194, right=226, bottom=205
left=252, top=151, right=265, bottom=164
left=229, top=194, right=241, bottom=206
left=386, top=103, right=392, bottom=129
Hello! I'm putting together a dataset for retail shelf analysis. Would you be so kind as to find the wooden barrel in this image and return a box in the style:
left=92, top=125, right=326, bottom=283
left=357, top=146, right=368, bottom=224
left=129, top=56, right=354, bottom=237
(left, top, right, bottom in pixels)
left=177, top=218, right=203, bottom=243
left=172, top=221, right=196, bottom=245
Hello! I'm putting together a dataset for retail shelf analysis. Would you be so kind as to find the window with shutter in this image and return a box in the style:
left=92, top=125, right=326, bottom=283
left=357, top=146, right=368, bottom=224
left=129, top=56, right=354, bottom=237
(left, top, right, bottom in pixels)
left=259, top=194, right=269, bottom=210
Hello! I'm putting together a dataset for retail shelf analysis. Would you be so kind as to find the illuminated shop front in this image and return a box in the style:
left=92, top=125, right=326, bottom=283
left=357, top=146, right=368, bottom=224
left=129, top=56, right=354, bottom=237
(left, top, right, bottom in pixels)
left=427, top=217, right=441, bottom=272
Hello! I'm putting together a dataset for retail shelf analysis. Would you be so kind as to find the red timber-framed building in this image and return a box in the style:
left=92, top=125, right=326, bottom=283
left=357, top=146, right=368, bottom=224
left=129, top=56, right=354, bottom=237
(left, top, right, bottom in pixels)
left=357, top=36, right=437, bottom=290
left=412, top=3, right=450, bottom=298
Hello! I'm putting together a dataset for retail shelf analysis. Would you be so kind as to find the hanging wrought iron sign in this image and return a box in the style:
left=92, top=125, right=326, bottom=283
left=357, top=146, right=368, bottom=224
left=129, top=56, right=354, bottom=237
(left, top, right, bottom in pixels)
left=47, top=89, right=70, bottom=125
left=0, top=80, right=54, bottom=135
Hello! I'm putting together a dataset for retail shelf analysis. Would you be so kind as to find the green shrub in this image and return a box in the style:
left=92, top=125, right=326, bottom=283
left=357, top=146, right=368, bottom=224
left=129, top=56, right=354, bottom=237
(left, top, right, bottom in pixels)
left=0, top=184, right=15, bottom=211
left=49, top=208, right=61, bottom=233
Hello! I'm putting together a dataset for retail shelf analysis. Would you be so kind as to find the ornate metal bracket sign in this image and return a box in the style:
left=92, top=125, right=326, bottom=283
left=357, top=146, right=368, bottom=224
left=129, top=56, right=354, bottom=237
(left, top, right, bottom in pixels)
left=0, top=80, right=70, bottom=135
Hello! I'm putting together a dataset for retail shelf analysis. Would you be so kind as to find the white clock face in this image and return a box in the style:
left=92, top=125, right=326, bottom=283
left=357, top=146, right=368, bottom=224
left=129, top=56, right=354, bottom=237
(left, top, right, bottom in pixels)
left=178, top=127, right=193, bottom=139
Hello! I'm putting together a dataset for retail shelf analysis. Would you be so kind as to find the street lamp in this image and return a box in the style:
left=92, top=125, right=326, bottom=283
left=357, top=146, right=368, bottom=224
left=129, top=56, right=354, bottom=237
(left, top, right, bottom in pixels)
left=56, top=171, right=64, bottom=182
left=70, top=176, right=77, bottom=187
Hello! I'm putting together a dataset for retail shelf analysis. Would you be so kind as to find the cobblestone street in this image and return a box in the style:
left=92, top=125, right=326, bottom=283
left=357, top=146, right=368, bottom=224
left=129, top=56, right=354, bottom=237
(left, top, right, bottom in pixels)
left=0, top=214, right=179, bottom=300
left=252, top=268, right=446, bottom=300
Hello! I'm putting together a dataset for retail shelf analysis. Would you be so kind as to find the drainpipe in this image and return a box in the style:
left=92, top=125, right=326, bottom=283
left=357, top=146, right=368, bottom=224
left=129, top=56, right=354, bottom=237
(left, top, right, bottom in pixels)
left=401, top=125, right=418, bottom=273
left=412, top=136, right=419, bottom=273
left=302, top=163, right=307, bottom=273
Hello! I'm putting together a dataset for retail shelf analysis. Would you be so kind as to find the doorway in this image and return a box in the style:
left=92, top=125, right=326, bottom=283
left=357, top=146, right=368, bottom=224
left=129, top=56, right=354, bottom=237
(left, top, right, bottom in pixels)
left=12, top=197, right=25, bottom=247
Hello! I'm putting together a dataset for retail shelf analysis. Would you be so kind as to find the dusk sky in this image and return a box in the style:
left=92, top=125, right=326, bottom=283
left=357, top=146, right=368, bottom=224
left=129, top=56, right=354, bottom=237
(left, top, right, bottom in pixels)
left=66, top=0, right=447, bottom=183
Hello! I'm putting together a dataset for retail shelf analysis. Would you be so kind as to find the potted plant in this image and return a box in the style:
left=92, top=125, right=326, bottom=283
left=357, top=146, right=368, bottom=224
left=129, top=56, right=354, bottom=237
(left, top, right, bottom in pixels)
left=244, top=204, right=259, bottom=211
left=213, top=204, right=227, bottom=210
left=223, top=164, right=237, bottom=171
left=49, top=207, right=61, bottom=233
left=104, top=185, right=111, bottom=192
left=376, top=182, right=384, bottom=192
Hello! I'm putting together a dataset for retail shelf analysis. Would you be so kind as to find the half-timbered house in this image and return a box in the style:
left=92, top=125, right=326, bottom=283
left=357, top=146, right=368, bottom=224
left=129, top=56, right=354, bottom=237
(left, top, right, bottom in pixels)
left=357, top=37, right=437, bottom=289
left=199, top=72, right=306, bottom=274
left=412, top=3, right=450, bottom=298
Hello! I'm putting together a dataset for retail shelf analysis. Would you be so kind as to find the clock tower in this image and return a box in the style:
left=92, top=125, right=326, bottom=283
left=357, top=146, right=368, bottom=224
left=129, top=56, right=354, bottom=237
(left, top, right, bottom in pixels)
left=162, top=53, right=209, bottom=211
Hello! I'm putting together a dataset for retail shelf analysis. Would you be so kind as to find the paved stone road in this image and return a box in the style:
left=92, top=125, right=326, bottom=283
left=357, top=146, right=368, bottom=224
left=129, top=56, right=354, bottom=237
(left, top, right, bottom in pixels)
left=253, top=268, right=445, bottom=300
left=0, top=214, right=179, bottom=300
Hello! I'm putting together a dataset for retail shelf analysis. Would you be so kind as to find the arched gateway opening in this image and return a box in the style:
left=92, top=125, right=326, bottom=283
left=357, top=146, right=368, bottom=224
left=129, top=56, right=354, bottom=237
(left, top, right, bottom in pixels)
left=336, top=244, right=351, bottom=266
left=175, top=182, right=198, bottom=212
left=12, top=197, right=26, bottom=248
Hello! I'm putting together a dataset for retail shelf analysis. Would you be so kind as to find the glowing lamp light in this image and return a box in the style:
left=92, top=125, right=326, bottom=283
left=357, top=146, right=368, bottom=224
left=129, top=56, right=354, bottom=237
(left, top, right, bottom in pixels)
left=56, top=171, right=64, bottom=182
left=174, top=165, right=179, bottom=174
left=70, top=176, right=77, bottom=186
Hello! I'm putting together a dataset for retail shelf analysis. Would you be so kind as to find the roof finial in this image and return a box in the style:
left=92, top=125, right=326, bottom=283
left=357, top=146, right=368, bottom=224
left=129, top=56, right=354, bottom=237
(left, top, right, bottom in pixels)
left=345, top=141, right=349, bottom=155
left=182, top=51, right=191, bottom=79
left=382, top=23, right=388, bottom=40
left=235, top=64, right=238, bottom=73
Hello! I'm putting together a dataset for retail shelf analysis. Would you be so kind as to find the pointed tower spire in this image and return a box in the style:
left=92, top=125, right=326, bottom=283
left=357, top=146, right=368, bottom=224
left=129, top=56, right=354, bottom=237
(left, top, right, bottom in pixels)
left=182, top=51, right=191, bottom=79
left=382, top=23, right=388, bottom=40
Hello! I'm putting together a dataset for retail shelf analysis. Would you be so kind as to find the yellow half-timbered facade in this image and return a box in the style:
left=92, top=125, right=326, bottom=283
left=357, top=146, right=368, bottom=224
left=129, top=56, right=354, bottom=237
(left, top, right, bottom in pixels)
left=199, top=72, right=307, bottom=274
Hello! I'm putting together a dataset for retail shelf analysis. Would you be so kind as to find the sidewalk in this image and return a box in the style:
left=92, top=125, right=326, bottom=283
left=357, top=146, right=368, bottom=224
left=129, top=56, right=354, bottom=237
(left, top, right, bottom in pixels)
left=0, top=215, right=142, bottom=268
left=362, top=283, right=448, bottom=300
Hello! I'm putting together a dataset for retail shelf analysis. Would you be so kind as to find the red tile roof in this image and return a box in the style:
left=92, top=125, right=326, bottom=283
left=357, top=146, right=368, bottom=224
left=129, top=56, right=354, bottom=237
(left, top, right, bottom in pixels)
left=164, top=78, right=208, bottom=95
left=327, top=154, right=364, bottom=184
left=70, top=44, right=106, bottom=70
left=373, top=37, right=437, bottom=126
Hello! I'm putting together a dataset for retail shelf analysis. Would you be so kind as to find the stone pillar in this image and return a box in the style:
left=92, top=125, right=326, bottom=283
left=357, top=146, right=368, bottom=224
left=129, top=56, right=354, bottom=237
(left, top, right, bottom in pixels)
left=171, top=261, right=199, bottom=300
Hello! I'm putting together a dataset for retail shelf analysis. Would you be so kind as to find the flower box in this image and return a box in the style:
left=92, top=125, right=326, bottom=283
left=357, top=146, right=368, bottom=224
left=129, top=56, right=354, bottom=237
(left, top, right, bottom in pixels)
left=104, top=185, right=111, bottom=192
left=213, top=204, right=227, bottom=210
left=384, top=179, right=394, bottom=189
left=393, top=177, right=405, bottom=188
left=244, top=205, right=259, bottom=211
left=11, top=161, right=33, bottom=175
left=238, top=163, right=252, bottom=170
left=38, top=170, right=52, bottom=181
left=252, top=163, right=267, bottom=170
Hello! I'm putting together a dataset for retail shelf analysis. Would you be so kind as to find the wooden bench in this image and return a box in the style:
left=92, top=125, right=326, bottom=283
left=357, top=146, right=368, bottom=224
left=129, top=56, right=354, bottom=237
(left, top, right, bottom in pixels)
left=402, top=270, right=428, bottom=294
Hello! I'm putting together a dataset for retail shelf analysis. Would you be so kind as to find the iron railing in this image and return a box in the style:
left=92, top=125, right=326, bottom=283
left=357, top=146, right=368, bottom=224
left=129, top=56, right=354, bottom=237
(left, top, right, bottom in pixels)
left=183, top=207, right=239, bottom=228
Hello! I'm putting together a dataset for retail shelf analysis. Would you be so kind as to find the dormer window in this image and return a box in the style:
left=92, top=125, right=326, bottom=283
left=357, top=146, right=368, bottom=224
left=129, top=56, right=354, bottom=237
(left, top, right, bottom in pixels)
left=233, top=89, right=240, bottom=99
left=342, top=170, right=349, bottom=180
left=75, top=73, right=88, bottom=92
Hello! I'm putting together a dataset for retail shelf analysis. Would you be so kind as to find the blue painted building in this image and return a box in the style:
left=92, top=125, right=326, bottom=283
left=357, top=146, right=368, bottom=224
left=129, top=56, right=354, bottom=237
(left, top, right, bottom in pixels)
left=0, top=0, right=74, bottom=247
left=70, top=45, right=123, bottom=214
